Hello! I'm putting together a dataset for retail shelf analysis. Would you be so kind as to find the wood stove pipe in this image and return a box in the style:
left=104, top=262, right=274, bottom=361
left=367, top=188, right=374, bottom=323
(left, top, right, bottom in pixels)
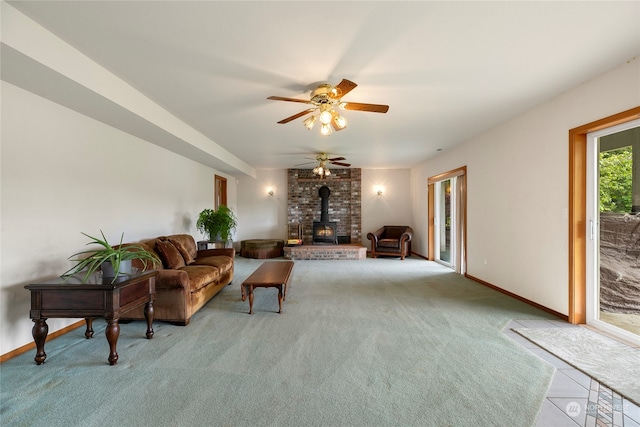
left=319, top=185, right=330, bottom=222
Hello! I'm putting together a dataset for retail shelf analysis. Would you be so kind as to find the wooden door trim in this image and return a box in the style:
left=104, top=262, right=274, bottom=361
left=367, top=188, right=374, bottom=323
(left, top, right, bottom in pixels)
left=568, top=106, right=640, bottom=324
left=214, top=175, right=227, bottom=209
left=428, top=183, right=434, bottom=260
left=427, top=166, right=467, bottom=184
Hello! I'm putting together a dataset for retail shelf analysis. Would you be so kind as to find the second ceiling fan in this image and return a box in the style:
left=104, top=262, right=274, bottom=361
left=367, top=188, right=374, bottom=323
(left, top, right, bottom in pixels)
left=295, top=153, right=351, bottom=178
left=267, top=79, right=389, bottom=135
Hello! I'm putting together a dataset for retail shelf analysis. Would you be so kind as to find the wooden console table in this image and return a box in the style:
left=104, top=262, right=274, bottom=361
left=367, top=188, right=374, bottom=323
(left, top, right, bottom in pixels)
left=25, top=270, right=157, bottom=365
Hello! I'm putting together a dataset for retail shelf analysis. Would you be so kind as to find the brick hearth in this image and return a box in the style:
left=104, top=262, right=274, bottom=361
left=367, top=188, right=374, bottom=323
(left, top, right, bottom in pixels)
left=284, top=244, right=367, bottom=260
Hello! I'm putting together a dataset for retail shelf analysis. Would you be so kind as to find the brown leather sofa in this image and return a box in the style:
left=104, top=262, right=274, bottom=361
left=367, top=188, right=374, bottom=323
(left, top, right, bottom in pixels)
left=367, top=226, right=413, bottom=260
left=123, top=234, right=234, bottom=325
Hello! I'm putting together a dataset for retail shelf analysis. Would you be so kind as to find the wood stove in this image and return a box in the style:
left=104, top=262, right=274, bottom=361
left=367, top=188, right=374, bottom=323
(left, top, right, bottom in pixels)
left=312, top=185, right=338, bottom=245
left=312, top=222, right=338, bottom=244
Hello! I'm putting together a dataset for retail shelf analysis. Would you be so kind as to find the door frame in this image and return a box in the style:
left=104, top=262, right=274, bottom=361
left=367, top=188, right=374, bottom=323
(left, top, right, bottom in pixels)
left=433, top=177, right=455, bottom=266
left=568, top=106, right=640, bottom=324
left=214, top=175, right=227, bottom=209
left=428, top=166, right=467, bottom=269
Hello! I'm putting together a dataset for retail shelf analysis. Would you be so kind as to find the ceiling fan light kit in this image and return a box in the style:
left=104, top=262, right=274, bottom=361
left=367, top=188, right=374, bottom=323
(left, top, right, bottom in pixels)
left=303, top=115, right=316, bottom=130
left=295, top=153, right=352, bottom=179
left=313, top=165, right=331, bottom=178
left=268, top=79, right=388, bottom=136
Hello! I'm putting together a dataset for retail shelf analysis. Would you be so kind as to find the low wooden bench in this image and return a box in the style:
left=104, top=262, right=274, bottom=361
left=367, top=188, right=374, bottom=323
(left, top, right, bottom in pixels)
left=240, top=239, right=284, bottom=259
left=241, top=261, right=294, bottom=314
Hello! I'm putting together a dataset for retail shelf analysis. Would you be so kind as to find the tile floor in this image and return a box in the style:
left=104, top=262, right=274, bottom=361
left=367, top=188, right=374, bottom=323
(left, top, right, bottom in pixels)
left=503, top=319, right=640, bottom=427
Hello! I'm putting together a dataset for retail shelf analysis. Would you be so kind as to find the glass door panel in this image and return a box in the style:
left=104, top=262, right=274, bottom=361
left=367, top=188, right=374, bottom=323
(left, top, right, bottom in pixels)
left=435, top=178, right=455, bottom=267
left=587, top=121, right=640, bottom=344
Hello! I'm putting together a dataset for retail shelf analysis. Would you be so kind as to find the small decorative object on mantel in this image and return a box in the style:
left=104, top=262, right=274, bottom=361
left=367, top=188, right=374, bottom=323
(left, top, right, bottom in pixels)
left=196, top=205, right=238, bottom=248
left=62, top=231, right=161, bottom=283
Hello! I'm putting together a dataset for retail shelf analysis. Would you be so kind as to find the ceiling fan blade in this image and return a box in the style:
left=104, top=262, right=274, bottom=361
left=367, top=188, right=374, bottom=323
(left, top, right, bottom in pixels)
left=331, top=161, right=351, bottom=167
left=277, top=108, right=316, bottom=124
left=328, top=157, right=346, bottom=161
left=333, top=79, right=357, bottom=98
left=294, top=161, right=316, bottom=166
left=342, top=102, right=389, bottom=113
left=267, top=96, right=313, bottom=104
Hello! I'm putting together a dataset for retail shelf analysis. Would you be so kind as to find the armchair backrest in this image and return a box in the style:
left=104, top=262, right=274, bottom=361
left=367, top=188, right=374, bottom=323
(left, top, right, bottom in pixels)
left=383, top=226, right=411, bottom=240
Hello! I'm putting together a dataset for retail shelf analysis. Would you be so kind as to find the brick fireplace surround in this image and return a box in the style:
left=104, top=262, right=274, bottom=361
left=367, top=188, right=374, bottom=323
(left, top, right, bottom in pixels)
left=287, top=168, right=362, bottom=246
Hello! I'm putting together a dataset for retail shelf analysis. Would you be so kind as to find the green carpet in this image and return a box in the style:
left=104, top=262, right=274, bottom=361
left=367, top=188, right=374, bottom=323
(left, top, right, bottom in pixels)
left=1, top=257, right=555, bottom=426
left=513, top=327, right=640, bottom=405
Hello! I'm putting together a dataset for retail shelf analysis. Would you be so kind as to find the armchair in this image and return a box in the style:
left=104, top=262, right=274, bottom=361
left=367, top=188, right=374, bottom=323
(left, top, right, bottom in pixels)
left=367, top=226, right=413, bottom=260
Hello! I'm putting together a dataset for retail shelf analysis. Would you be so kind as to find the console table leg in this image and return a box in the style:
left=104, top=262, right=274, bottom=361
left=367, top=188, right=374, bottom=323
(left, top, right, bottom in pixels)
left=248, top=286, right=254, bottom=314
left=278, top=285, right=283, bottom=314
left=144, top=301, right=154, bottom=339
left=32, top=318, right=48, bottom=365
left=105, top=319, right=120, bottom=365
left=84, top=317, right=94, bottom=339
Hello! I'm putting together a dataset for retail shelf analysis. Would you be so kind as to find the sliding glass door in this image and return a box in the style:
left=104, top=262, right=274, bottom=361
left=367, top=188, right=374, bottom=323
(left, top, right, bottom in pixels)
left=586, top=119, right=640, bottom=345
left=429, top=167, right=466, bottom=274
left=434, top=178, right=455, bottom=267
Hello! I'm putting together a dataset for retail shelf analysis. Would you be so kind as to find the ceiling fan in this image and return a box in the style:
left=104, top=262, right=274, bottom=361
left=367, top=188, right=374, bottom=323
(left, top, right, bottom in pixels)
left=295, top=153, right=351, bottom=178
left=267, top=79, right=389, bottom=135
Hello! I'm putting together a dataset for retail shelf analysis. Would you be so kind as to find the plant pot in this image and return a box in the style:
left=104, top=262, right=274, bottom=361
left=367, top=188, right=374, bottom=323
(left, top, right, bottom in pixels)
left=197, top=240, right=226, bottom=250
left=101, top=259, right=132, bottom=278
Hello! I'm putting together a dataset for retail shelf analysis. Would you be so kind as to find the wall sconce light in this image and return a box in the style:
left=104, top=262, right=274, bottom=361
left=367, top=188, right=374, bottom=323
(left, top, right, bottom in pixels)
left=375, top=185, right=384, bottom=196
left=267, top=187, right=275, bottom=196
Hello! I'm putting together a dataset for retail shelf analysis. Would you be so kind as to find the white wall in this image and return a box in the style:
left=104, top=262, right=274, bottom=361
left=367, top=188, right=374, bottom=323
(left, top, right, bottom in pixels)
left=0, top=82, right=236, bottom=355
left=410, top=58, right=640, bottom=316
left=361, top=169, right=412, bottom=247
left=236, top=169, right=288, bottom=245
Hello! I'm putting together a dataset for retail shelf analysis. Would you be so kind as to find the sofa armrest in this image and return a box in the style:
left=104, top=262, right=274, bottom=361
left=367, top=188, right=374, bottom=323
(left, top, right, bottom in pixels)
left=157, top=269, right=190, bottom=291
left=197, top=248, right=235, bottom=259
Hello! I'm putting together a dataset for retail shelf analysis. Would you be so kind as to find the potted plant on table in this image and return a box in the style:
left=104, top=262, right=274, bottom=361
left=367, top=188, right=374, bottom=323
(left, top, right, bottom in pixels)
left=197, top=205, right=238, bottom=247
left=62, top=231, right=161, bottom=283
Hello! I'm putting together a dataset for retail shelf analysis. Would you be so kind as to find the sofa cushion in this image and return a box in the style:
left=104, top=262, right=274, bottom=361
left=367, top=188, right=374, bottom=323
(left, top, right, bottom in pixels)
left=121, top=239, right=164, bottom=271
left=167, top=234, right=198, bottom=262
left=378, top=238, right=400, bottom=249
left=180, top=265, right=220, bottom=291
left=156, top=240, right=186, bottom=269
left=167, top=237, right=194, bottom=265
left=191, top=255, right=234, bottom=272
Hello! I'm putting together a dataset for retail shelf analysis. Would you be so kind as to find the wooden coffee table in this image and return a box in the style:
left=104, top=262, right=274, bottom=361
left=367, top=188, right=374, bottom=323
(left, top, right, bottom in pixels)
left=25, top=270, right=157, bottom=365
left=241, top=261, right=294, bottom=314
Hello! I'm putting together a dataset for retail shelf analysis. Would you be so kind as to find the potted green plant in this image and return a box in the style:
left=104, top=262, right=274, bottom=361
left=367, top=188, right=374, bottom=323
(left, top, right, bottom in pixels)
left=62, top=231, right=161, bottom=283
left=197, top=205, right=238, bottom=246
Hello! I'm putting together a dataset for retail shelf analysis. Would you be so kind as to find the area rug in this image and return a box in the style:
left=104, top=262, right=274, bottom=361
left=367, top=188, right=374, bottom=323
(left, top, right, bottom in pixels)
left=513, top=327, right=640, bottom=405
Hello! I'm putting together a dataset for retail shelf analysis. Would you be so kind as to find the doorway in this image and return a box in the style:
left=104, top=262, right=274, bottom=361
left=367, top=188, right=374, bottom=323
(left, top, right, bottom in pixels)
left=586, top=120, right=640, bottom=344
left=435, top=178, right=454, bottom=266
left=569, top=107, right=640, bottom=326
left=428, top=166, right=467, bottom=274
left=214, top=175, right=227, bottom=209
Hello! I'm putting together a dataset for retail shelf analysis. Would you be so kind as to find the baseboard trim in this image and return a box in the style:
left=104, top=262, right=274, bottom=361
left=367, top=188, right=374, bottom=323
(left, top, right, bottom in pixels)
left=410, top=251, right=429, bottom=260
left=0, top=319, right=85, bottom=363
left=465, top=274, right=569, bottom=322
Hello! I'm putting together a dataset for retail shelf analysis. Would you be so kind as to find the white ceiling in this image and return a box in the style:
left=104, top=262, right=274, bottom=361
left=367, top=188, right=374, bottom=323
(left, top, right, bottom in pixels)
left=5, top=1, right=640, bottom=174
